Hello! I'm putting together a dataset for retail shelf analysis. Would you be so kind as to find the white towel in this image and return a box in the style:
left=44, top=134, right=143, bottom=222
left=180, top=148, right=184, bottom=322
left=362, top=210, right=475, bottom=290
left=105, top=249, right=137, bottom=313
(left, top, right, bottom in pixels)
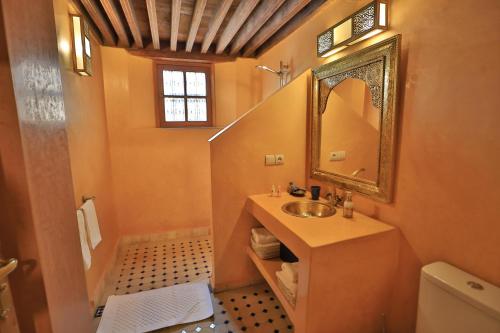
left=251, top=228, right=278, bottom=245
left=81, top=199, right=102, bottom=249
left=276, top=270, right=297, bottom=297
left=281, top=262, right=298, bottom=283
left=97, top=282, right=213, bottom=333
left=77, top=210, right=91, bottom=270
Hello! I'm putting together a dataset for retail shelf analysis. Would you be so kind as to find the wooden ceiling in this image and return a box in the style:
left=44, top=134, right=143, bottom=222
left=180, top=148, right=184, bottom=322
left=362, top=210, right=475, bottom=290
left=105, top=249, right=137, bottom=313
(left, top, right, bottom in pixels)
left=72, top=0, right=327, bottom=61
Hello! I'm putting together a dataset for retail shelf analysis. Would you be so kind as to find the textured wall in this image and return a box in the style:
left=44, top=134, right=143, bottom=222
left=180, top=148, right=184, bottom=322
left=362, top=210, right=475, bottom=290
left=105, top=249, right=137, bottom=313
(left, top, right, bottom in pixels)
left=210, top=73, right=309, bottom=290
left=0, top=6, right=52, bottom=331
left=0, top=0, right=93, bottom=331
left=214, top=58, right=262, bottom=126
left=100, top=48, right=216, bottom=235
left=52, top=0, right=120, bottom=306
left=258, top=0, right=500, bottom=331
left=100, top=48, right=261, bottom=236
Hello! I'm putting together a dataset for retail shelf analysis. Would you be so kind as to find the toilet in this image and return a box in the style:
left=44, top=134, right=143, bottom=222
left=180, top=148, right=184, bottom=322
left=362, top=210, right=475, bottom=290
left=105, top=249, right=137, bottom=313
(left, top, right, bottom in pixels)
left=416, top=261, right=500, bottom=333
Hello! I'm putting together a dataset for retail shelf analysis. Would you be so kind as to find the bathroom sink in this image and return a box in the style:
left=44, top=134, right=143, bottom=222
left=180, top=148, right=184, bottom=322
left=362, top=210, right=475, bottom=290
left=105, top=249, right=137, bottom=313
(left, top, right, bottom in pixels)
left=281, top=201, right=336, bottom=218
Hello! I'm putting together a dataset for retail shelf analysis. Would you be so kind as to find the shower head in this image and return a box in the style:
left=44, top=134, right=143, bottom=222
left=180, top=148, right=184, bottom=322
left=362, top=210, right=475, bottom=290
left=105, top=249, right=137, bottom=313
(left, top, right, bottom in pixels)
left=256, top=61, right=290, bottom=87
left=255, top=65, right=280, bottom=75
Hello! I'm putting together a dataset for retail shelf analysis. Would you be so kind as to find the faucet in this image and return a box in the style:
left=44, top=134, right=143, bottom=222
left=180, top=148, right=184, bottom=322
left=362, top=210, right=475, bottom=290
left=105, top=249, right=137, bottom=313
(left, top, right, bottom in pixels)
left=287, top=181, right=298, bottom=194
left=351, top=168, right=366, bottom=178
left=325, top=187, right=345, bottom=207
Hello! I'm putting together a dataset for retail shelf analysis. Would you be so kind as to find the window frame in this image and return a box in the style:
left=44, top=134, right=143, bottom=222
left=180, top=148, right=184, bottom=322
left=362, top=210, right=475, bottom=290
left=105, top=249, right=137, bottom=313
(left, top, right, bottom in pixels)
left=154, top=61, right=214, bottom=128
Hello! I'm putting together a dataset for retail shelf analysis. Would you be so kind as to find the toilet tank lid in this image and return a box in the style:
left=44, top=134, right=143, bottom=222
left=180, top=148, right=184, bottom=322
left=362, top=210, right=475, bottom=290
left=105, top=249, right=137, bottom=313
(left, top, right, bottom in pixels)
left=422, top=262, right=500, bottom=321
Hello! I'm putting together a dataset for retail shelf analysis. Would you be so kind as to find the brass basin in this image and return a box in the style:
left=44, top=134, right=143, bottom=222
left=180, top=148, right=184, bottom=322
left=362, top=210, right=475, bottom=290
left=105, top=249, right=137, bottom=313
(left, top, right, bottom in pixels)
left=281, top=201, right=336, bottom=218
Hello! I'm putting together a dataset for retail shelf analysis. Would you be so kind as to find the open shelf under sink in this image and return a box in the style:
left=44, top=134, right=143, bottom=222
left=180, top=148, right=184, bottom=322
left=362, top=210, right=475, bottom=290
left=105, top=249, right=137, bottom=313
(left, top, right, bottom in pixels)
left=246, top=246, right=297, bottom=324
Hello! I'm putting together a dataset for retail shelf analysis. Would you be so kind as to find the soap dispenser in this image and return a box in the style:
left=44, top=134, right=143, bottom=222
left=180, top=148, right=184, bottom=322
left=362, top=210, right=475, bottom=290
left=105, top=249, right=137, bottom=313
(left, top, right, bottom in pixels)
left=343, top=191, right=354, bottom=218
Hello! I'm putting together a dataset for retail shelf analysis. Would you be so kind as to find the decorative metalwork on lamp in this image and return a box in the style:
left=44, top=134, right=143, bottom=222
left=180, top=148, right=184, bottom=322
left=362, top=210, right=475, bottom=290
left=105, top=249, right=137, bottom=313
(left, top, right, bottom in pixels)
left=316, top=0, right=389, bottom=58
left=70, top=15, right=92, bottom=76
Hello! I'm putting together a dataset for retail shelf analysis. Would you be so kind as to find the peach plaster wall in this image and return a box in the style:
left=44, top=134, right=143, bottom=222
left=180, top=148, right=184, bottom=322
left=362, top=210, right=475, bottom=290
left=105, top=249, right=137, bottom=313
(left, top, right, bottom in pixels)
left=53, top=0, right=119, bottom=306
left=1, top=0, right=95, bottom=330
left=100, top=48, right=261, bottom=236
left=258, top=0, right=500, bottom=332
left=210, top=73, right=309, bottom=290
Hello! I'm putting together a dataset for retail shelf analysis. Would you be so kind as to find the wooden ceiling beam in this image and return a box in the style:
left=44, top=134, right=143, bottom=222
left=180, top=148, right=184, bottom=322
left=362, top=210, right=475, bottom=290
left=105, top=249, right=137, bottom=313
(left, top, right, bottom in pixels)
left=100, top=0, right=129, bottom=47
left=201, top=0, right=233, bottom=54
left=170, top=0, right=182, bottom=51
left=255, top=0, right=327, bottom=57
left=229, top=0, right=285, bottom=56
left=186, top=0, right=207, bottom=52
left=242, top=0, right=312, bottom=57
left=69, top=0, right=103, bottom=44
left=80, top=0, right=116, bottom=45
left=119, top=0, right=143, bottom=48
left=146, top=0, right=161, bottom=49
left=215, top=0, right=260, bottom=54
left=129, top=46, right=236, bottom=63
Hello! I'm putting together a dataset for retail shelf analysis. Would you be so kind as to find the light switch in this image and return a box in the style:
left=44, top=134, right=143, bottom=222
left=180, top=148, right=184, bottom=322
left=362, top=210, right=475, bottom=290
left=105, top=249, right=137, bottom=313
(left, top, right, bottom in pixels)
left=330, top=151, right=346, bottom=161
left=275, top=154, right=285, bottom=165
left=265, top=154, right=276, bottom=165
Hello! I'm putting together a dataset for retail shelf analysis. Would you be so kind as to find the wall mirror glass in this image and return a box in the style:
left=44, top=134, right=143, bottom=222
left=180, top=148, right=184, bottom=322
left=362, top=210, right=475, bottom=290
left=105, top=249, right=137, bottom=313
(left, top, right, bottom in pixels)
left=310, top=35, right=400, bottom=202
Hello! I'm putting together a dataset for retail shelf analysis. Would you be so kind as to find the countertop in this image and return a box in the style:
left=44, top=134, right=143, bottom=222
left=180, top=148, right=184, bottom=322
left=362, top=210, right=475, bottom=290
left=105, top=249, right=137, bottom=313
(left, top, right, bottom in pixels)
left=247, top=193, right=395, bottom=248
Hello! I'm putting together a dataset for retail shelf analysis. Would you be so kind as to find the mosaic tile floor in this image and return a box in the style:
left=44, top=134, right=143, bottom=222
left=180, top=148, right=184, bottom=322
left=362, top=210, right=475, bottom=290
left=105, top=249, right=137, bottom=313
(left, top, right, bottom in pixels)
left=113, top=236, right=213, bottom=294
left=97, top=236, right=293, bottom=333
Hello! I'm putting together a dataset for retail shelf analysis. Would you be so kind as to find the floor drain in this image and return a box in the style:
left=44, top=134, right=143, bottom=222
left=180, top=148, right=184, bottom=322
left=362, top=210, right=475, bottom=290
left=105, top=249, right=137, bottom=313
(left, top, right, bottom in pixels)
left=94, top=305, right=105, bottom=318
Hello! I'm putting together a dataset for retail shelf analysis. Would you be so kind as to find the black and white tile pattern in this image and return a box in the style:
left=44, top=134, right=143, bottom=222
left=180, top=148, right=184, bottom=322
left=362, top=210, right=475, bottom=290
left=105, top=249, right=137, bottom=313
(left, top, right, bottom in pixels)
left=98, top=236, right=293, bottom=333
left=113, top=237, right=213, bottom=294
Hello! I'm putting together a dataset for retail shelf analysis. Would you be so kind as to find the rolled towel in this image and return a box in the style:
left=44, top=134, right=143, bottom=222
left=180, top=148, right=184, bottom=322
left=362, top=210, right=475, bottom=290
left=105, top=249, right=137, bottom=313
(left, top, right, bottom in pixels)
left=251, top=228, right=278, bottom=245
left=276, top=270, right=297, bottom=297
left=281, top=262, right=298, bottom=283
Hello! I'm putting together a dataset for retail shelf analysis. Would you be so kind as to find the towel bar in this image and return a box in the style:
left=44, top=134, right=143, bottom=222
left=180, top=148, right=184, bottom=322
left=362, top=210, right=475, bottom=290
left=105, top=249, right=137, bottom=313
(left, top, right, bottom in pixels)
left=82, top=195, right=96, bottom=203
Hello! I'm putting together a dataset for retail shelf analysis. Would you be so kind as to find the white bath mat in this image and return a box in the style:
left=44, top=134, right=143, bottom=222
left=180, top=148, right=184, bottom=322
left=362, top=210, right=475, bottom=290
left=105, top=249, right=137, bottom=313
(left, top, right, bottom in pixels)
left=97, top=282, right=213, bottom=333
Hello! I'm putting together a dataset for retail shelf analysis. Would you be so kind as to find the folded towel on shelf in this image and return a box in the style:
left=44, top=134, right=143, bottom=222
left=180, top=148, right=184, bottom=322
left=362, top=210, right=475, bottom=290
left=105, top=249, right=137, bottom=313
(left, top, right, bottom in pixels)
left=77, top=209, right=92, bottom=270
left=281, top=262, right=298, bottom=283
left=251, top=228, right=278, bottom=244
left=81, top=199, right=102, bottom=249
left=251, top=234, right=279, bottom=247
left=276, top=270, right=297, bottom=297
left=251, top=237, right=280, bottom=259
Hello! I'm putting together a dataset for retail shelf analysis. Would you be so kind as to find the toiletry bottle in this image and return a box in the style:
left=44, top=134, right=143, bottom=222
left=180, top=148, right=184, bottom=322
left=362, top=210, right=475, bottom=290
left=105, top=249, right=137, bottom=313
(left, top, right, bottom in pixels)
left=277, top=185, right=282, bottom=197
left=271, top=184, right=276, bottom=197
left=343, top=191, right=354, bottom=218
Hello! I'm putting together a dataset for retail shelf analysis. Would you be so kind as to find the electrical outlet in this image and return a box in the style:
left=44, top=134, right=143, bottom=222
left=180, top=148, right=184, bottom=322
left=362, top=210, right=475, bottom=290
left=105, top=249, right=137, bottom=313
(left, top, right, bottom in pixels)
left=265, top=154, right=276, bottom=165
left=275, top=154, right=285, bottom=165
left=329, top=151, right=346, bottom=161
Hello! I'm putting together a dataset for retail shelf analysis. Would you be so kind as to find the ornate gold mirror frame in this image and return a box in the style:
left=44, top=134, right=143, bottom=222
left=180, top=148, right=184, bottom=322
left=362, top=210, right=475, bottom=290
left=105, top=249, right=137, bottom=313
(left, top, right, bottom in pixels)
left=310, top=34, right=400, bottom=202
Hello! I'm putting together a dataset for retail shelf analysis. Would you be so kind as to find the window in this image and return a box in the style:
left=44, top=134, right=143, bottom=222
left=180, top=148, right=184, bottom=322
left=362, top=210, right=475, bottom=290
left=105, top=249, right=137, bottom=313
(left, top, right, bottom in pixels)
left=155, top=62, right=214, bottom=128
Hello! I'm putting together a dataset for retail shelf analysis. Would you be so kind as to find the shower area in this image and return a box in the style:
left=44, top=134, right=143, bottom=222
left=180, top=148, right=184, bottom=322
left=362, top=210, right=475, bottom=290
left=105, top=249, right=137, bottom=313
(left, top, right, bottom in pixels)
left=95, top=234, right=293, bottom=333
left=86, top=53, right=296, bottom=332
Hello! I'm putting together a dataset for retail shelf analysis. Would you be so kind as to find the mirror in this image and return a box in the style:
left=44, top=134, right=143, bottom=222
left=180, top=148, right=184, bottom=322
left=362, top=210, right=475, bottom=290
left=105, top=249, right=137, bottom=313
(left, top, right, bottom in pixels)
left=320, top=78, right=381, bottom=183
left=310, top=35, right=400, bottom=202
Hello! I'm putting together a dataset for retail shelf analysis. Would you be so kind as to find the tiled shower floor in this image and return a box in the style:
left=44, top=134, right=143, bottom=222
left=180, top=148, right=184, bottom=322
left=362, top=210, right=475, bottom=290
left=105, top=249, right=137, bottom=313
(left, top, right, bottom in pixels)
left=97, top=236, right=294, bottom=333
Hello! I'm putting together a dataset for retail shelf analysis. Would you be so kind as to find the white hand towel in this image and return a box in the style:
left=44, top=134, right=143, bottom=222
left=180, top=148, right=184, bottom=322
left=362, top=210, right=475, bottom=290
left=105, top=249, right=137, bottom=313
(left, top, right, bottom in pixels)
left=81, top=199, right=102, bottom=249
left=251, top=228, right=278, bottom=244
left=276, top=270, right=297, bottom=297
left=281, top=262, right=298, bottom=283
left=77, top=210, right=91, bottom=270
